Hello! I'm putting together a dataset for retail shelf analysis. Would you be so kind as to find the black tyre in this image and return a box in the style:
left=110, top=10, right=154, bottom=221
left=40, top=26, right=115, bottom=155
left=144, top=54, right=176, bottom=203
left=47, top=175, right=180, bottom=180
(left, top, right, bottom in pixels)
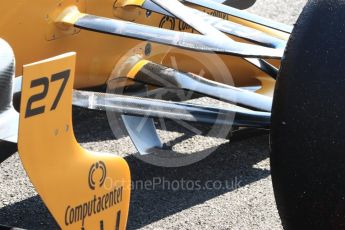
left=271, top=0, right=345, bottom=229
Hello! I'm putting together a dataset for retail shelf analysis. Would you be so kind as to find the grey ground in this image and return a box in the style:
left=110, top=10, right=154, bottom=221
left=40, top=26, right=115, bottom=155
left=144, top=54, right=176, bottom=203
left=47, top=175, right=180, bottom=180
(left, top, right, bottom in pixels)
left=0, top=1, right=307, bottom=229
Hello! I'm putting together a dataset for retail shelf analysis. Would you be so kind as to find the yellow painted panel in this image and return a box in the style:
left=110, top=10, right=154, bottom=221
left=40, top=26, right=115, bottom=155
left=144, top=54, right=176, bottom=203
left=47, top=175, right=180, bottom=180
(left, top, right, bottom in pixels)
left=18, top=53, right=131, bottom=230
left=0, top=0, right=283, bottom=92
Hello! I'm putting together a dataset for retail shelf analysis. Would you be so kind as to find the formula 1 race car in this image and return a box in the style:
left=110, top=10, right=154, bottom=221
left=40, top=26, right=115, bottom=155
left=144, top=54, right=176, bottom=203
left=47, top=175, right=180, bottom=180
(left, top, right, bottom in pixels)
left=0, top=0, right=343, bottom=229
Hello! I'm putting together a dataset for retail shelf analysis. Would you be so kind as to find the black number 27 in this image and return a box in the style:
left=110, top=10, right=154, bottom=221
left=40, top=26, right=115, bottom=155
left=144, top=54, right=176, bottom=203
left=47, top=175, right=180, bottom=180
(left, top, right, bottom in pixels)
left=25, top=70, right=70, bottom=118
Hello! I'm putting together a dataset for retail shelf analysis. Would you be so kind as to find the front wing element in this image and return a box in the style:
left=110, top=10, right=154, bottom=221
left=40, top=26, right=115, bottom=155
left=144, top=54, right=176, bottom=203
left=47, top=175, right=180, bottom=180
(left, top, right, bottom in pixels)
left=18, top=53, right=131, bottom=230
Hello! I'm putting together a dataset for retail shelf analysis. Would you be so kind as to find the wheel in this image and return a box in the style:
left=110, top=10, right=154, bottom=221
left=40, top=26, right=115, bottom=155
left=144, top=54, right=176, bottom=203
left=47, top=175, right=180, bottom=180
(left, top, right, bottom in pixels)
left=271, top=0, right=345, bottom=229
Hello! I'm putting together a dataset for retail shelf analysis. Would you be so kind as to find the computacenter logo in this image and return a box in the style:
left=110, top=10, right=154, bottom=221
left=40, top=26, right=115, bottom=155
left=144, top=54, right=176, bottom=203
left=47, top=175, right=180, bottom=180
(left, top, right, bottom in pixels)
left=64, top=161, right=124, bottom=228
left=88, top=161, right=107, bottom=190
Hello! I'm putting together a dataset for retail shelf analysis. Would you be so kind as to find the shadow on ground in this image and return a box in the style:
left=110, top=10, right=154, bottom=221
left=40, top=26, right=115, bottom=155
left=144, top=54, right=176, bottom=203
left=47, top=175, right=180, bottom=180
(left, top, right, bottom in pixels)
left=0, top=108, right=270, bottom=229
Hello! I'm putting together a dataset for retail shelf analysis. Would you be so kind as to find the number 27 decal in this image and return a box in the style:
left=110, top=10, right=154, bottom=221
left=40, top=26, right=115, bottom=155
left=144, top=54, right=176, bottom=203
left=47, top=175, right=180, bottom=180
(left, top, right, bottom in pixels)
left=25, top=69, right=70, bottom=118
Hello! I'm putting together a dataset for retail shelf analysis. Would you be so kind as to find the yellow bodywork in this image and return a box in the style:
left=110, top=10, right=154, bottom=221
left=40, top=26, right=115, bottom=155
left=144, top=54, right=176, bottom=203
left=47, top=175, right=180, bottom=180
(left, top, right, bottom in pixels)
left=5, top=2, right=285, bottom=229
left=0, top=0, right=287, bottom=95
left=18, top=53, right=131, bottom=230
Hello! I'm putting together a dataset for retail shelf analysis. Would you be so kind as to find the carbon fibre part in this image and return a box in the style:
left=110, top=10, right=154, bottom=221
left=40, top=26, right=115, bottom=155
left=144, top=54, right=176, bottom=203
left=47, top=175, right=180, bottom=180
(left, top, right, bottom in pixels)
left=0, top=38, right=18, bottom=163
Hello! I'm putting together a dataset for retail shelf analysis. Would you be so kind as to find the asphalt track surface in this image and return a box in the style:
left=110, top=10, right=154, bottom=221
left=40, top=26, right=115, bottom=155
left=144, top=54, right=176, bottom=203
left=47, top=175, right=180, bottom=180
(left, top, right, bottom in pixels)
left=0, top=0, right=307, bottom=229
